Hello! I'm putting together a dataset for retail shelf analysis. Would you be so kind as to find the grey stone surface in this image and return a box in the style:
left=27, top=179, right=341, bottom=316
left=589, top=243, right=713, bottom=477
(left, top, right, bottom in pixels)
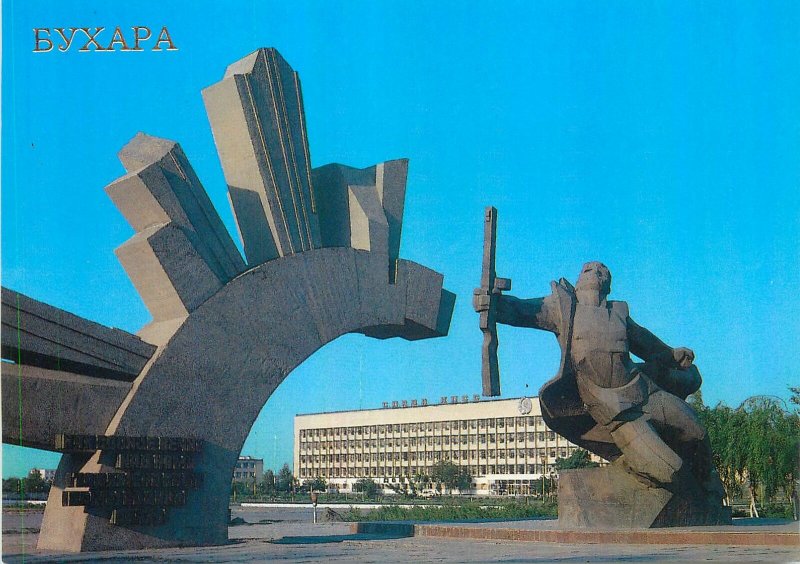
left=1, top=364, right=131, bottom=450
left=203, top=48, right=321, bottom=263
left=348, top=185, right=389, bottom=255
left=107, top=134, right=246, bottom=344
left=109, top=133, right=245, bottom=282
left=559, top=463, right=730, bottom=529
left=313, top=159, right=408, bottom=282
left=312, top=163, right=373, bottom=249
left=374, top=160, right=408, bottom=281
left=114, top=223, right=224, bottom=327
left=476, top=259, right=728, bottom=527
left=1, top=287, right=155, bottom=380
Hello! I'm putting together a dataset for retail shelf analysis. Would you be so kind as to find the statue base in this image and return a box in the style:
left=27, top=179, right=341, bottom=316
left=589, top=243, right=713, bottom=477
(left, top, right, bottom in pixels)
left=557, top=464, right=732, bottom=529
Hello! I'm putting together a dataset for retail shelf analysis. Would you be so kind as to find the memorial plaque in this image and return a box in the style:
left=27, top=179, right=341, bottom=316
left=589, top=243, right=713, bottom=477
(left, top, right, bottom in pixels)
left=62, top=490, right=92, bottom=507
left=54, top=434, right=203, bottom=453
left=110, top=508, right=167, bottom=527
left=116, top=452, right=195, bottom=470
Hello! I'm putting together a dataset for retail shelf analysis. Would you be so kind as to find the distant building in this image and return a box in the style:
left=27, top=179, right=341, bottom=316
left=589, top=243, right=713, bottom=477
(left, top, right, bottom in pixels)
left=233, top=456, right=264, bottom=483
left=31, top=468, right=56, bottom=482
left=294, top=396, right=603, bottom=495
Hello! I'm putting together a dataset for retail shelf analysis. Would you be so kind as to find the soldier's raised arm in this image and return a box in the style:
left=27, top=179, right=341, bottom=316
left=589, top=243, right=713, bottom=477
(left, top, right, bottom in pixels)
left=482, top=293, right=558, bottom=333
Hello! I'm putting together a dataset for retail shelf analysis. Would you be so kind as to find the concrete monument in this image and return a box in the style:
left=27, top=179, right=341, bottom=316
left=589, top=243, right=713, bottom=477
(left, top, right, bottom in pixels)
left=2, top=48, right=454, bottom=551
left=474, top=207, right=730, bottom=528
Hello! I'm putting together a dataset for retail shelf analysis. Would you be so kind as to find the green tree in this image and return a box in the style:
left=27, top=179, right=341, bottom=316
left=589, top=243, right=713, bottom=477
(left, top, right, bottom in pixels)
left=3, top=477, right=22, bottom=493
left=696, top=394, right=799, bottom=518
left=231, top=480, right=250, bottom=500
left=353, top=478, right=379, bottom=498
left=259, top=469, right=276, bottom=496
left=531, top=476, right=556, bottom=497
left=304, top=477, right=327, bottom=492
left=412, top=471, right=431, bottom=494
left=24, top=470, right=49, bottom=493
left=275, top=463, right=294, bottom=493
left=430, top=460, right=472, bottom=494
left=554, top=449, right=599, bottom=471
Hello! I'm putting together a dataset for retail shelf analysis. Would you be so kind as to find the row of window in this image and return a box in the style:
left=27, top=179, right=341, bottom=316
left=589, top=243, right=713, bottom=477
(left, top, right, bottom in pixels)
left=299, top=416, right=545, bottom=440
left=298, top=464, right=551, bottom=479
left=300, top=431, right=560, bottom=451
left=300, top=447, right=572, bottom=465
left=236, top=461, right=260, bottom=469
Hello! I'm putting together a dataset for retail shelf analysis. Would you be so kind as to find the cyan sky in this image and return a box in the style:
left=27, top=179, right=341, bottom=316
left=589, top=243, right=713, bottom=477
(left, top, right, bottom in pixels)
left=3, top=1, right=798, bottom=476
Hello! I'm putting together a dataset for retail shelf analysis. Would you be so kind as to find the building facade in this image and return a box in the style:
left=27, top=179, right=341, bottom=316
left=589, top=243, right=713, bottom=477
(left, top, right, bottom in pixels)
left=233, top=456, right=264, bottom=483
left=294, top=396, right=602, bottom=495
left=31, top=468, right=56, bottom=482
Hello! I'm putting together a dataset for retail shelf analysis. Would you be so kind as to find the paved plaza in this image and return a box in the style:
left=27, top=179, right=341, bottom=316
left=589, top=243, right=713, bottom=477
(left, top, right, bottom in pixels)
left=3, top=506, right=798, bottom=563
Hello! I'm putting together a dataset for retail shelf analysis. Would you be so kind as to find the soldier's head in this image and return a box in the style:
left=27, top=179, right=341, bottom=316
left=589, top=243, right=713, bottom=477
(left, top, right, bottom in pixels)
left=576, top=261, right=612, bottom=299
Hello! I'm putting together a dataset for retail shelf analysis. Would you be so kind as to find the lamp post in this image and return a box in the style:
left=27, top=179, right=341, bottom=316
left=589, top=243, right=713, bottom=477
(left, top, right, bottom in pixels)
left=310, top=491, right=319, bottom=524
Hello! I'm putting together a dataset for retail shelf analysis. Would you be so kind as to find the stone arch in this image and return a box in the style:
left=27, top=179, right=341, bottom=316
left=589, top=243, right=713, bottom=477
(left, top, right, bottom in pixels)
left=38, top=248, right=454, bottom=551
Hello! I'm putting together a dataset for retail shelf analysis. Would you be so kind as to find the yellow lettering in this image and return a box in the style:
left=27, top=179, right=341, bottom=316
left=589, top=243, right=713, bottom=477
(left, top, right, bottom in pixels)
left=132, top=26, right=151, bottom=51
left=33, top=28, right=53, bottom=52
left=106, top=27, right=130, bottom=51
left=78, top=27, right=106, bottom=52
left=152, top=26, right=177, bottom=51
left=54, top=28, right=78, bottom=52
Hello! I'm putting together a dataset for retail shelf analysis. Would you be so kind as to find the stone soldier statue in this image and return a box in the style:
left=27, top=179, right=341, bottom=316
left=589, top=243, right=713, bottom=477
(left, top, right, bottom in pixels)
left=474, top=261, right=725, bottom=504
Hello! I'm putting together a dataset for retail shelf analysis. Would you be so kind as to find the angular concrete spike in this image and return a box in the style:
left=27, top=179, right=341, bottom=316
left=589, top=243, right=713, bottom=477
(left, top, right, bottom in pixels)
left=348, top=185, right=388, bottom=255
left=202, top=48, right=320, bottom=264
left=108, top=133, right=245, bottom=282
left=375, top=159, right=408, bottom=276
left=227, top=186, right=279, bottom=264
left=114, top=223, right=225, bottom=328
left=312, top=163, right=375, bottom=248
left=313, top=159, right=408, bottom=280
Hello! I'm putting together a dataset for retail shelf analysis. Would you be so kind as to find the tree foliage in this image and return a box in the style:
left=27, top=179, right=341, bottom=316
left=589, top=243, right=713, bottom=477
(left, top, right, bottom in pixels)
left=275, top=463, right=295, bottom=493
left=429, top=460, right=472, bottom=493
left=260, top=469, right=276, bottom=495
left=353, top=478, right=379, bottom=498
left=3, top=471, right=51, bottom=495
left=554, top=449, right=599, bottom=471
left=692, top=390, right=799, bottom=518
left=304, top=477, right=327, bottom=492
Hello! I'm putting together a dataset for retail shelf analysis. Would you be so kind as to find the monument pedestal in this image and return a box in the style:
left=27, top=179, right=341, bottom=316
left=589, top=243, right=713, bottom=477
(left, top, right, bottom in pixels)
left=558, top=465, right=731, bottom=529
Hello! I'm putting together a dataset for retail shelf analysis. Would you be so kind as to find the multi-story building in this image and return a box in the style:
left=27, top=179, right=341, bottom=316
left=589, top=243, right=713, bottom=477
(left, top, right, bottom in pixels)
left=31, top=468, right=56, bottom=482
left=233, top=456, right=264, bottom=483
left=294, top=395, right=602, bottom=495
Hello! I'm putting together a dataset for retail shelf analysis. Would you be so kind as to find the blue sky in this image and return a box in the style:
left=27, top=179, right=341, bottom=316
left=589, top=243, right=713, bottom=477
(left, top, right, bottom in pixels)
left=3, top=1, right=799, bottom=477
